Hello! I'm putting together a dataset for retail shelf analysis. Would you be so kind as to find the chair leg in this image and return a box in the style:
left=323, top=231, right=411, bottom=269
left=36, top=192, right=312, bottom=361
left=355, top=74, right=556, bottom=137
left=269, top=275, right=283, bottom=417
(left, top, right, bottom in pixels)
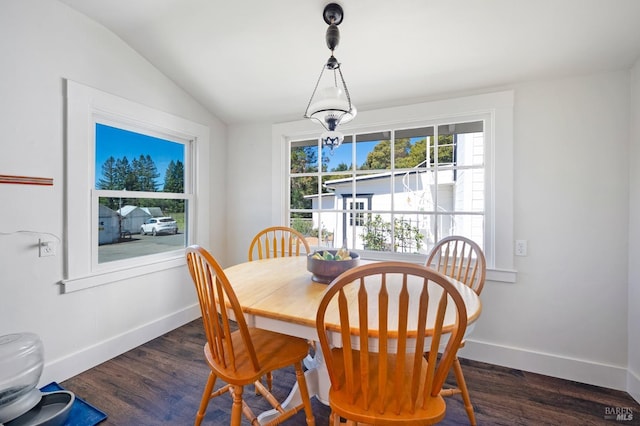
left=266, top=371, right=273, bottom=390
left=230, top=385, right=244, bottom=426
left=294, top=361, right=315, bottom=426
left=195, top=372, right=216, bottom=426
left=452, top=357, right=477, bottom=426
left=330, top=411, right=341, bottom=425
left=255, top=372, right=274, bottom=395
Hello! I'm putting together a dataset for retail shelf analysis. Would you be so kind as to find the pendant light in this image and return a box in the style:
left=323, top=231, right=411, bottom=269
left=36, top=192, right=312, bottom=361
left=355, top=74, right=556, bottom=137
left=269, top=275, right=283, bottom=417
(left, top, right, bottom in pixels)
left=303, top=3, right=357, bottom=151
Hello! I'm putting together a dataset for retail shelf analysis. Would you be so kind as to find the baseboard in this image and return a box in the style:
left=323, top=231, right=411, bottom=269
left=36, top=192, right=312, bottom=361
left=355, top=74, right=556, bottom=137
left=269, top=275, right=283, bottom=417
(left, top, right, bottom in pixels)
left=628, top=368, right=640, bottom=404
left=40, top=304, right=201, bottom=386
left=460, top=338, right=628, bottom=392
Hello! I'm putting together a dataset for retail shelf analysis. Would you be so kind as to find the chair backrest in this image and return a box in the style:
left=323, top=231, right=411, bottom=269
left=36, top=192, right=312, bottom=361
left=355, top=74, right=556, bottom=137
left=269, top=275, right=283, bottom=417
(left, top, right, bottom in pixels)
left=186, top=245, right=261, bottom=373
left=426, top=236, right=486, bottom=295
left=248, top=226, right=310, bottom=261
left=315, top=262, right=468, bottom=414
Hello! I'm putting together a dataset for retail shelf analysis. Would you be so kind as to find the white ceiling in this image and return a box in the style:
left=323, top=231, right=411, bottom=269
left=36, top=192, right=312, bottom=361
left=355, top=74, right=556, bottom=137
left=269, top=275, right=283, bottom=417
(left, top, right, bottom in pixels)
left=58, top=0, right=640, bottom=125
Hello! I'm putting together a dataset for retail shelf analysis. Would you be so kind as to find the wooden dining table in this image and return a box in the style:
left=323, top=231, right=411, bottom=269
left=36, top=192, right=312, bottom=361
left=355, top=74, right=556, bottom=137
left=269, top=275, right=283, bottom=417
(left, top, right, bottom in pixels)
left=223, top=256, right=482, bottom=423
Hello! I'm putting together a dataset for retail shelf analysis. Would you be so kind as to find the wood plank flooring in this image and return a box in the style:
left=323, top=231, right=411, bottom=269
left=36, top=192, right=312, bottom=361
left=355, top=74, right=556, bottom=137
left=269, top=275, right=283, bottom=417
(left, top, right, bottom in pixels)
left=61, top=320, right=640, bottom=425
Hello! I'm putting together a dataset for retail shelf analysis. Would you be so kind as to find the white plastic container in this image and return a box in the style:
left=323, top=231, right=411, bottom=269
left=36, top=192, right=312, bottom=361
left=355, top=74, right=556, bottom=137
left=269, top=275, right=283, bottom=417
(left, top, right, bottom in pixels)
left=0, top=333, right=44, bottom=424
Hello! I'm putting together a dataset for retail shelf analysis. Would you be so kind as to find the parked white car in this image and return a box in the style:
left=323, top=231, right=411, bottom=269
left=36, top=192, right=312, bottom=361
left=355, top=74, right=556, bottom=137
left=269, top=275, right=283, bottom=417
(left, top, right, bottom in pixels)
left=140, top=217, right=178, bottom=236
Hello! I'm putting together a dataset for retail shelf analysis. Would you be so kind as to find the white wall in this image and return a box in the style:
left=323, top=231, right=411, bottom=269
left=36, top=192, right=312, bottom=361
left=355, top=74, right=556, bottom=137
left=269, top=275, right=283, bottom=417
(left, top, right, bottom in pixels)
left=227, top=123, right=273, bottom=263
left=628, top=59, right=640, bottom=402
left=228, top=71, right=635, bottom=394
left=463, top=71, right=631, bottom=391
left=0, top=0, right=226, bottom=384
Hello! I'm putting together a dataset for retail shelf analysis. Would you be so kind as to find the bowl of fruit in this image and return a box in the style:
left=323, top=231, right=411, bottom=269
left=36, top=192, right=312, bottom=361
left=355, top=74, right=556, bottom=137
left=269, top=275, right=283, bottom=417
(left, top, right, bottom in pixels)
left=307, top=248, right=360, bottom=284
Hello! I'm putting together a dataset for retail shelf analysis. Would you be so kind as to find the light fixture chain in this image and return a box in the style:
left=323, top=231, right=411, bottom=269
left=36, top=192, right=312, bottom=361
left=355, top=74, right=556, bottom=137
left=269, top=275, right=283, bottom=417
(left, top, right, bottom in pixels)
left=304, top=64, right=328, bottom=119
left=337, top=66, right=353, bottom=110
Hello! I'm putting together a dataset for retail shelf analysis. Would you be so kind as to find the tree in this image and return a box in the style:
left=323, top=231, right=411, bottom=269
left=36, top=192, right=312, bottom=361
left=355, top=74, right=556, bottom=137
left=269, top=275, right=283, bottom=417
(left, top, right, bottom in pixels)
left=97, top=154, right=165, bottom=209
left=395, top=138, right=427, bottom=168
left=97, top=156, right=118, bottom=190
left=132, top=154, right=159, bottom=192
left=114, top=157, right=134, bottom=190
left=163, top=160, right=185, bottom=212
left=360, top=139, right=412, bottom=170
left=331, top=162, right=350, bottom=172
left=163, top=160, right=184, bottom=193
left=436, top=134, right=454, bottom=164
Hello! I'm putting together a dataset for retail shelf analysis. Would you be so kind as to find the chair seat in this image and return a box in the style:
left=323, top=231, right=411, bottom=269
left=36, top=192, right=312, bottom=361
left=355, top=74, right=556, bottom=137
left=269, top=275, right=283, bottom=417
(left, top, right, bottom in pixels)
left=204, top=327, right=310, bottom=385
left=328, top=348, right=447, bottom=425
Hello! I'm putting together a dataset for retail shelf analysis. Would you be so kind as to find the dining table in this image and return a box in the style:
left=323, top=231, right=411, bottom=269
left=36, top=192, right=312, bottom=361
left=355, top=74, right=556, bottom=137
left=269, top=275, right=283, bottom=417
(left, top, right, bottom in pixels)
left=223, top=255, right=482, bottom=423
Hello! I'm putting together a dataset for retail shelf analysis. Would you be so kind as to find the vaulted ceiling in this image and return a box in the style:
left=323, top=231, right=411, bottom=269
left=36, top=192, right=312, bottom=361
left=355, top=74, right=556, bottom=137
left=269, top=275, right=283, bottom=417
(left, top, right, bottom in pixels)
left=58, top=0, right=640, bottom=125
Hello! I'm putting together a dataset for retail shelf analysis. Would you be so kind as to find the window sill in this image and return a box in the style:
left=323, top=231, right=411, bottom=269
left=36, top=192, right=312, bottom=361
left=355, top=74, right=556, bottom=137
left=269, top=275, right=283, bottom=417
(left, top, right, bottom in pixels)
left=485, top=268, right=517, bottom=283
left=61, top=256, right=185, bottom=293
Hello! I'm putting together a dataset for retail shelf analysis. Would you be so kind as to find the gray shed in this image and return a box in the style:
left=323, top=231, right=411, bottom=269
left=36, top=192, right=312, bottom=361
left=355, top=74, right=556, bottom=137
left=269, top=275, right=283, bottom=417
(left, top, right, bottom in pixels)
left=98, top=205, right=120, bottom=245
left=118, top=205, right=152, bottom=234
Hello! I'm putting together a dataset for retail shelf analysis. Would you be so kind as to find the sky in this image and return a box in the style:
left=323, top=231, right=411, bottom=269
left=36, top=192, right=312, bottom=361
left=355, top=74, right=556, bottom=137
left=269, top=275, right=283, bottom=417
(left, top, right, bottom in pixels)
left=322, top=140, right=378, bottom=170
left=94, top=123, right=184, bottom=186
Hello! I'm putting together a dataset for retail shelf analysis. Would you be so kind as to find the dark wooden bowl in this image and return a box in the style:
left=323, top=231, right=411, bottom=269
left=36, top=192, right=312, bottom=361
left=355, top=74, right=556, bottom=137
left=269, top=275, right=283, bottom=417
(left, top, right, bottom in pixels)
left=307, top=250, right=360, bottom=284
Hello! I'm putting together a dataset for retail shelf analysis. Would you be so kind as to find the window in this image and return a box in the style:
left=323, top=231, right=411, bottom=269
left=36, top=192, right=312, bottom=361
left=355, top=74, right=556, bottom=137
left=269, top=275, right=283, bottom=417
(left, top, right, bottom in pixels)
left=349, top=201, right=365, bottom=226
left=274, top=91, right=516, bottom=282
left=288, top=121, right=485, bottom=257
left=63, top=81, right=210, bottom=293
left=95, top=123, right=187, bottom=263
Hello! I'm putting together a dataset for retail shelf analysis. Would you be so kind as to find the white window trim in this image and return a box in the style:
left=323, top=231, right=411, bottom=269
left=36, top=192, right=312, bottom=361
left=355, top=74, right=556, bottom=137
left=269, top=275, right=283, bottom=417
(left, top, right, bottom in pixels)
left=272, top=91, right=516, bottom=283
left=62, top=80, right=210, bottom=293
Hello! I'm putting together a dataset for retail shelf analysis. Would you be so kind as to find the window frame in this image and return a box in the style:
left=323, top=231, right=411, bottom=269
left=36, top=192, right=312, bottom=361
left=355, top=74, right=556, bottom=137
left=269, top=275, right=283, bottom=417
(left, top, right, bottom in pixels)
left=63, top=80, right=209, bottom=293
left=273, top=91, right=516, bottom=283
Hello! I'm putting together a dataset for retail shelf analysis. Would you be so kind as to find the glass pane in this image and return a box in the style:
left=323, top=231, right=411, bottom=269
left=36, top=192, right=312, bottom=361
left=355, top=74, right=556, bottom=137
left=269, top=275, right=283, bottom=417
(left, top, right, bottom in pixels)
left=435, top=169, right=484, bottom=213
left=455, top=131, right=484, bottom=167
left=293, top=212, right=337, bottom=249
left=290, top=176, right=318, bottom=209
left=357, top=213, right=392, bottom=252
left=322, top=135, right=353, bottom=172
left=315, top=211, right=337, bottom=248
left=334, top=195, right=370, bottom=249
left=98, top=197, right=186, bottom=263
left=396, top=169, right=436, bottom=213
left=291, top=139, right=319, bottom=173
left=323, top=173, right=351, bottom=196
left=289, top=214, right=314, bottom=247
left=437, top=121, right=484, bottom=167
left=310, top=194, right=340, bottom=248
left=394, top=127, right=433, bottom=169
left=356, top=172, right=391, bottom=203
left=392, top=214, right=427, bottom=254
left=356, top=131, right=390, bottom=170
left=435, top=214, right=484, bottom=250
left=95, top=124, right=185, bottom=193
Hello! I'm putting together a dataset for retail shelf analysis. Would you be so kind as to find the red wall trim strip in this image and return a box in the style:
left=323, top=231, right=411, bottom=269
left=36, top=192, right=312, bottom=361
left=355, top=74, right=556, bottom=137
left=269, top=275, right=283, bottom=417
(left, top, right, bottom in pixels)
left=0, top=174, right=54, bottom=186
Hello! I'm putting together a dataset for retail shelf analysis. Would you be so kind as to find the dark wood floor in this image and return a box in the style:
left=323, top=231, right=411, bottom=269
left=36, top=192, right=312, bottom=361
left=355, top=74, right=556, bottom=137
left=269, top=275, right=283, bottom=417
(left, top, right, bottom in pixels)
left=61, top=320, right=640, bottom=425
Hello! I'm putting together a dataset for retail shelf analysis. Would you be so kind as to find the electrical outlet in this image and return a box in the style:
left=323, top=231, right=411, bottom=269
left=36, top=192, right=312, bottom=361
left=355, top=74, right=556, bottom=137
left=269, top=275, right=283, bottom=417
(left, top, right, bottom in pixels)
left=515, top=240, right=527, bottom=256
left=39, top=239, right=56, bottom=257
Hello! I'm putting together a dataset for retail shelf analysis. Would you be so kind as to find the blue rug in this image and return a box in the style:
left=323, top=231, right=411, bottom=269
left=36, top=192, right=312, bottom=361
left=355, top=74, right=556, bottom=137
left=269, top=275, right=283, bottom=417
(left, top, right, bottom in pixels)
left=39, top=382, right=107, bottom=426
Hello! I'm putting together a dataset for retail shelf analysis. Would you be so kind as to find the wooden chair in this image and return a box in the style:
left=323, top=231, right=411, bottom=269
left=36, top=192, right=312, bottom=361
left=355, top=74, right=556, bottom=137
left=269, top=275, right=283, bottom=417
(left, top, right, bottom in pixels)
left=315, top=262, right=468, bottom=425
left=248, top=226, right=310, bottom=261
left=247, top=226, right=312, bottom=390
left=185, top=245, right=315, bottom=426
left=426, top=236, right=486, bottom=425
